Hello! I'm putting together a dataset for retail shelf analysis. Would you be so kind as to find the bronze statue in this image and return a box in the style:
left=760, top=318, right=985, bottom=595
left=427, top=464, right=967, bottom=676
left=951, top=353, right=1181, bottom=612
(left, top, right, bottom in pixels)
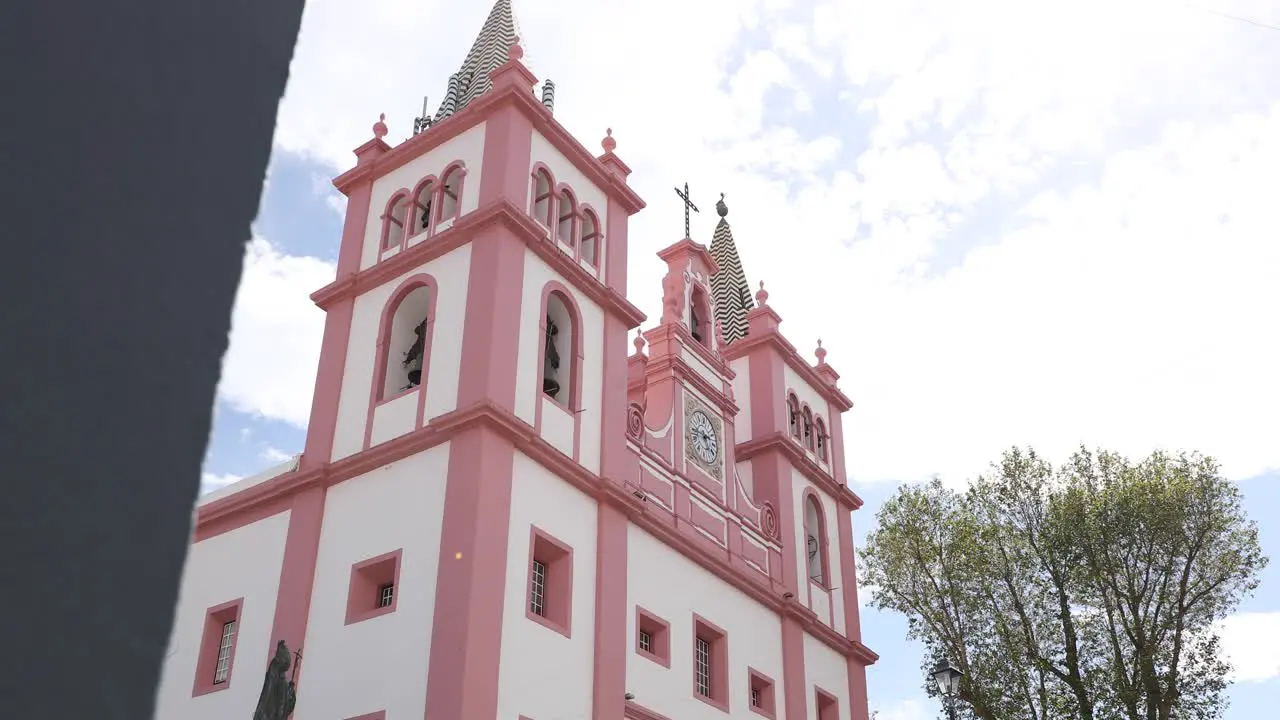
left=253, top=640, right=297, bottom=720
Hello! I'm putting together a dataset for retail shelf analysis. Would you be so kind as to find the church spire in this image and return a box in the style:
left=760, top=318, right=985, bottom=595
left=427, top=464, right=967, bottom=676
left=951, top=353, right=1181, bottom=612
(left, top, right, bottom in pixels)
left=430, top=0, right=532, bottom=124
left=709, top=194, right=754, bottom=346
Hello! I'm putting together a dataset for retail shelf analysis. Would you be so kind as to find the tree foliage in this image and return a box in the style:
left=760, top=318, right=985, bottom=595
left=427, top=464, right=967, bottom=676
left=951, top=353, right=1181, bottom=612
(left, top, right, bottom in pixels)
left=860, top=447, right=1267, bottom=720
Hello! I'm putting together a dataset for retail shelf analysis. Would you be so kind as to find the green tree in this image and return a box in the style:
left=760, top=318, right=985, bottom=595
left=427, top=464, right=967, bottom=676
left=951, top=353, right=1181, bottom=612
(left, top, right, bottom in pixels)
left=860, top=447, right=1267, bottom=720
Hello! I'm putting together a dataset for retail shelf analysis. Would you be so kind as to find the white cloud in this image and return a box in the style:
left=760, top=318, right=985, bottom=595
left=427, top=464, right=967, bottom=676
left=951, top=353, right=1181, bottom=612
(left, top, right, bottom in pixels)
left=215, top=237, right=333, bottom=427
left=1218, top=611, right=1280, bottom=683
left=200, top=472, right=243, bottom=495
left=221, top=0, right=1279, bottom=490
left=260, top=446, right=294, bottom=464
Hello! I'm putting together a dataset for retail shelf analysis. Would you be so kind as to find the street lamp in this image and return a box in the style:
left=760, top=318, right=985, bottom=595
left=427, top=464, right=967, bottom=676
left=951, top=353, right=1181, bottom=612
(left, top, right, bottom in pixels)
left=931, top=656, right=964, bottom=720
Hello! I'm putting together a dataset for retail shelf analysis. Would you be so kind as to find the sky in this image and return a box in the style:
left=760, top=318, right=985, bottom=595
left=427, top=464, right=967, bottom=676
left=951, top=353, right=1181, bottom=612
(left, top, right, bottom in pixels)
left=201, top=0, right=1280, bottom=717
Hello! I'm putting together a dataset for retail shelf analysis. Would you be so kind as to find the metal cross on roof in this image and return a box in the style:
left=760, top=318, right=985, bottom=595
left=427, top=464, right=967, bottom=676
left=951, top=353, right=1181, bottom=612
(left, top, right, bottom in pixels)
left=674, top=182, right=699, bottom=240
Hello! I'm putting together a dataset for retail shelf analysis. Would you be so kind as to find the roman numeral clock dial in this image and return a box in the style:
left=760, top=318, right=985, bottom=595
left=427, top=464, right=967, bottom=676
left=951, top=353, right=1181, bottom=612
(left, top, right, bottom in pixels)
left=689, top=410, right=719, bottom=465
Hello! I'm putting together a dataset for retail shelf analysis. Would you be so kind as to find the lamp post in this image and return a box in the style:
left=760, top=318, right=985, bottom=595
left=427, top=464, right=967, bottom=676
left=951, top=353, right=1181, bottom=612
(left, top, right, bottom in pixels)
left=931, top=656, right=964, bottom=720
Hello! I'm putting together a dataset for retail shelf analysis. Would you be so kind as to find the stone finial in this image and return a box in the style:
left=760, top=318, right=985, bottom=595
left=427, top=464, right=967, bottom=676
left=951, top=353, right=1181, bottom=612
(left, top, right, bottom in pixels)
left=633, top=332, right=646, bottom=355
left=372, top=113, right=388, bottom=139
left=755, top=280, right=769, bottom=306
left=509, top=37, right=525, bottom=61
left=716, top=193, right=728, bottom=218
left=815, top=338, right=827, bottom=365
left=602, top=128, right=617, bottom=153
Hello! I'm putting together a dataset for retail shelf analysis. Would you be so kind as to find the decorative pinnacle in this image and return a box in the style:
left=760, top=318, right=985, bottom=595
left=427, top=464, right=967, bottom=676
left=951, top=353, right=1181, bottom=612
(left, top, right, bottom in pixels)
left=509, top=37, right=524, bottom=61
left=716, top=193, right=728, bottom=218
left=815, top=338, right=827, bottom=365
left=372, top=113, right=388, bottom=139
left=602, top=128, right=617, bottom=153
left=755, top=280, right=769, bottom=306
left=633, top=332, right=646, bottom=355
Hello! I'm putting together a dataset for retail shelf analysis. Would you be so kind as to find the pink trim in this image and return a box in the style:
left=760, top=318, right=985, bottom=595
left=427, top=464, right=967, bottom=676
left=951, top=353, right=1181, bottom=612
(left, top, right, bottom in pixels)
left=786, top=393, right=800, bottom=439
left=344, top=548, right=403, bottom=625
left=781, top=617, right=808, bottom=720
left=837, top=509, right=863, bottom=641
left=814, top=416, right=828, bottom=463
left=534, top=282, right=584, bottom=462
left=191, top=597, right=244, bottom=697
left=263, top=487, right=325, bottom=694
left=529, top=163, right=556, bottom=228
left=635, top=606, right=672, bottom=667
left=345, top=713, right=386, bottom=720
left=364, top=274, right=439, bottom=449
left=435, top=161, right=468, bottom=225
left=801, top=490, right=831, bottom=589
left=815, top=685, right=840, bottom=720
left=747, top=667, right=777, bottom=719
left=625, top=700, right=675, bottom=720
left=692, top=612, right=730, bottom=713
left=380, top=190, right=411, bottom=252
left=593, top=502, right=630, bottom=720
left=408, top=174, right=441, bottom=241
left=579, top=204, right=602, bottom=269
left=526, top=525, right=574, bottom=638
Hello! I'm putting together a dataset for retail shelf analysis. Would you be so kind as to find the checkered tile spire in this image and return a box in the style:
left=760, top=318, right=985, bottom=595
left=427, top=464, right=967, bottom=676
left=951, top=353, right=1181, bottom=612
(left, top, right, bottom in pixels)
left=432, top=0, right=535, bottom=123
left=708, top=194, right=754, bottom=346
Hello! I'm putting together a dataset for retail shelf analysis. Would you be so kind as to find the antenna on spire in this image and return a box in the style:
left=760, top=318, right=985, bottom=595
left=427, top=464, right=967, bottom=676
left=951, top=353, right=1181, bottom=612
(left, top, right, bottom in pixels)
left=413, top=96, right=433, bottom=136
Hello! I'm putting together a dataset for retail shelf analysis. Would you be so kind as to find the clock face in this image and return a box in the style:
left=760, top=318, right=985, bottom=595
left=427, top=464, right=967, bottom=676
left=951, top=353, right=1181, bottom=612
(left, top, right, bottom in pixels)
left=689, top=410, right=719, bottom=465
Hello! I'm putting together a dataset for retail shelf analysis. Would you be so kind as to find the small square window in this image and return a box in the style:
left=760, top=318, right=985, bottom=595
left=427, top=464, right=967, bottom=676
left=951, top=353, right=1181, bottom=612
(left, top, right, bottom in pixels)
left=346, top=550, right=402, bottom=625
left=748, top=668, right=777, bottom=718
left=635, top=607, right=671, bottom=667
left=526, top=527, right=573, bottom=638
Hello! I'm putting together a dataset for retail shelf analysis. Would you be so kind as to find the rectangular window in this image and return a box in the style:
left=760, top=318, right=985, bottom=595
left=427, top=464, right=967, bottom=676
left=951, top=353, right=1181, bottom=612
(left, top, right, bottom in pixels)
left=378, top=582, right=395, bottom=609
left=692, top=613, right=729, bottom=711
left=816, top=687, right=840, bottom=720
left=639, top=629, right=652, bottom=654
left=212, top=620, right=237, bottom=684
left=526, top=527, right=574, bottom=638
left=695, top=637, right=712, bottom=697
left=530, top=560, right=548, bottom=617
left=192, top=597, right=243, bottom=697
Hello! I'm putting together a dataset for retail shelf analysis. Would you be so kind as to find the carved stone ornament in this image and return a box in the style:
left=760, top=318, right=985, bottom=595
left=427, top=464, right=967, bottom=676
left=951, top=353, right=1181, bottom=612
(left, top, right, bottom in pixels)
left=683, top=394, right=724, bottom=481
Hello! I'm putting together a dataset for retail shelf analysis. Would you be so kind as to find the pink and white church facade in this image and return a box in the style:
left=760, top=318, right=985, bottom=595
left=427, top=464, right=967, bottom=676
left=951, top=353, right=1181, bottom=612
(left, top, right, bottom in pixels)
left=153, top=3, right=878, bottom=719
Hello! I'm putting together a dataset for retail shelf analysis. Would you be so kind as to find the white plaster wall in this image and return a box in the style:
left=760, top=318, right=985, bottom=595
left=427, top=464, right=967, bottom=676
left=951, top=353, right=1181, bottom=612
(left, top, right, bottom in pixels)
left=792, top=474, right=846, bottom=636
left=291, top=445, right=451, bottom=720
left=368, top=389, right=418, bottom=446
left=360, top=122, right=487, bottom=271
left=729, top=357, right=753, bottom=444
left=496, top=453, right=600, bottom=720
left=331, top=244, right=473, bottom=462
left=803, top=632, right=853, bottom=720
left=153, top=512, right=290, bottom=720
left=627, top=526, right=787, bottom=720
left=529, top=132, right=610, bottom=280
left=513, top=249, right=604, bottom=474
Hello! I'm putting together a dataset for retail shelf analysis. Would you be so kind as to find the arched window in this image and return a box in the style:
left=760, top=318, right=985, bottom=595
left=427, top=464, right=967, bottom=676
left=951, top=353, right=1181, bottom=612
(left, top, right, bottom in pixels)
left=689, top=286, right=710, bottom=346
left=532, top=169, right=554, bottom=227
left=381, top=193, right=410, bottom=251
left=802, top=407, right=815, bottom=451
left=556, top=189, right=576, bottom=246
left=804, top=494, right=828, bottom=586
left=411, top=179, right=435, bottom=235
left=377, top=282, right=434, bottom=400
left=541, top=290, right=578, bottom=408
left=815, top=417, right=828, bottom=462
left=787, top=394, right=800, bottom=438
left=580, top=209, right=600, bottom=266
left=438, top=165, right=463, bottom=223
